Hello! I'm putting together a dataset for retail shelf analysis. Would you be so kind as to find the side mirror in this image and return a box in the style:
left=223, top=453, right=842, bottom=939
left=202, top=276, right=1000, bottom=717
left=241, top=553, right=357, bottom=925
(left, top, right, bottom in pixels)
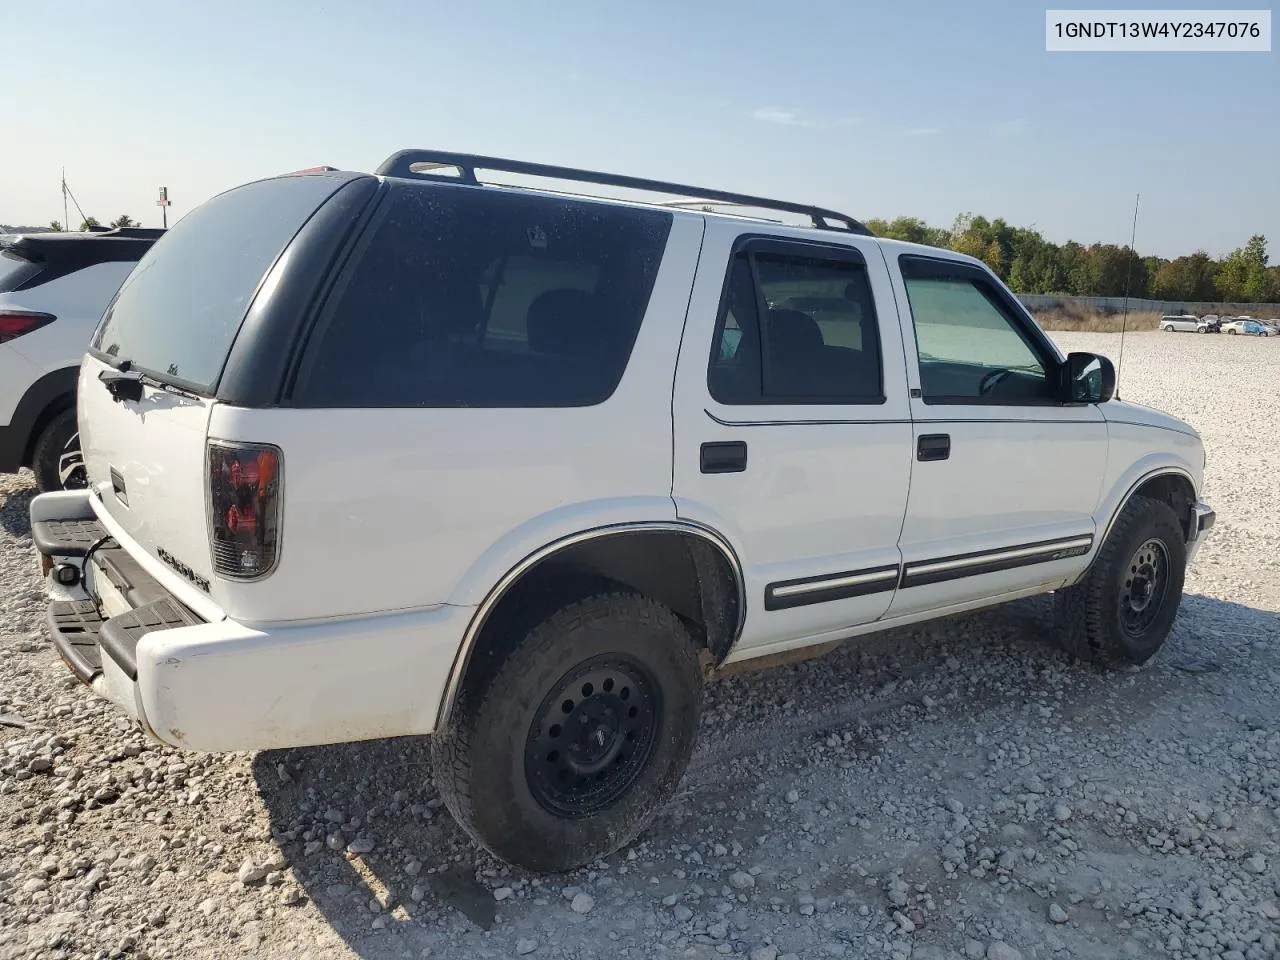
left=1062, top=352, right=1115, bottom=404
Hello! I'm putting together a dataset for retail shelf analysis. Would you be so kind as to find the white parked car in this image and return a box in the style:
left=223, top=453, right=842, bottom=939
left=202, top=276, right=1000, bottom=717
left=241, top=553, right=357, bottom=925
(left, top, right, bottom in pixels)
left=1221, top=316, right=1263, bottom=335
left=1, top=228, right=163, bottom=490
left=30, top=152, right=1215, bottom=872
left=1158, top=314, right=1203, bottom=332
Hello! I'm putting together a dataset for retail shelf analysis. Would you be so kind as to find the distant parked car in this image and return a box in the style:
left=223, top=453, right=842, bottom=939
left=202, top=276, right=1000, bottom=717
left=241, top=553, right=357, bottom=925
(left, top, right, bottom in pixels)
left=1, top=227, right=164, bottom=490
left=1159, top=314, right=1201, bottom=333
left=1238, top=320, right=1274, bottom=337
left=1198, top=316, right=1221, bottom=333
left=1221, top=317, right=1258, bottom=335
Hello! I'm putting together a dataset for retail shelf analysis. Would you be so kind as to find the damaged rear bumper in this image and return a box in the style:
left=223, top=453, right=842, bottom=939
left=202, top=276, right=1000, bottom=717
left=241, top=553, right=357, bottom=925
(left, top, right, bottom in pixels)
left=31, top=489, right=468, bottom=752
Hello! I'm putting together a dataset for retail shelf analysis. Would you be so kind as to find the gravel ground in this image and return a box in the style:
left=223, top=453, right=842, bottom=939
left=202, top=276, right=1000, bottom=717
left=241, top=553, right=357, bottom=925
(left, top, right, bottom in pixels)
left=1, top=330, right=1278, bottom=960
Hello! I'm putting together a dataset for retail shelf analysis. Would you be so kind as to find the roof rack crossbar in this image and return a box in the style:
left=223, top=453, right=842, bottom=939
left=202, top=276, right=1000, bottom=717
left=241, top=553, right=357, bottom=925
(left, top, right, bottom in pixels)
left=375, top=149, right=872, bottom=236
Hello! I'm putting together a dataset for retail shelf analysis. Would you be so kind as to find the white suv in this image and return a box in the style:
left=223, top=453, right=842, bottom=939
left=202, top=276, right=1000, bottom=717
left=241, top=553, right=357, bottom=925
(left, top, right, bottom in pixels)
left=31, top=151, right=1214, bottom=872
left=1, top=228, right=163, bottom=490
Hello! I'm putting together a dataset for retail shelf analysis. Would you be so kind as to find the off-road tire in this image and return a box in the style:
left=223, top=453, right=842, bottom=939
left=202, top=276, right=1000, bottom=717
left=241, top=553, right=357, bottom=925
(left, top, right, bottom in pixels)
left=31, top=408, right=82, bottom=493
left=431, top=591, right=703, bottom=872
left=1054, top=495, right=1186, bottom=666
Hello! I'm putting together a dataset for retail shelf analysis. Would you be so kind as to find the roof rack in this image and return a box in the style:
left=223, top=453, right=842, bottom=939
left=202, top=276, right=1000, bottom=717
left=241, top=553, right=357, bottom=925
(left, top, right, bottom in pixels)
left=375, top=149, right=873, bottom=236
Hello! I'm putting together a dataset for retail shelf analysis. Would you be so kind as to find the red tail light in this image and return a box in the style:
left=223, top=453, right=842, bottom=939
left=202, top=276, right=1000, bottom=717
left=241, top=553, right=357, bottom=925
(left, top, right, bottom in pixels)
left=207, top=441, right=282, bottom=579
left=0, top=311, right=56, bottom=344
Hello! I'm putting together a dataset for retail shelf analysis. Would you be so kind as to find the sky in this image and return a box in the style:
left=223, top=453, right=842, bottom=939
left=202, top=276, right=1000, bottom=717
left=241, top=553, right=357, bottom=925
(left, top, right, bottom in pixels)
left=2, top=0, right=1276, bottom=259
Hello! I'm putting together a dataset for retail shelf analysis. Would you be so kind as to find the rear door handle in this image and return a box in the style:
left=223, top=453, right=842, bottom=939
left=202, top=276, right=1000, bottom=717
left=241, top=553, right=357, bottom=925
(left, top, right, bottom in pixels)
left=700, top=441, right=747, bottom=474
left=917, top=433, right=950, bottom=462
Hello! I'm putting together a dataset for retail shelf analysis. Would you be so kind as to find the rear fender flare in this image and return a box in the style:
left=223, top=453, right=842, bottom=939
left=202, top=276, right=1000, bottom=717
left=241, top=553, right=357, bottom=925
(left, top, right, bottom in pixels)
left=0, top=366, right=79, bottom=471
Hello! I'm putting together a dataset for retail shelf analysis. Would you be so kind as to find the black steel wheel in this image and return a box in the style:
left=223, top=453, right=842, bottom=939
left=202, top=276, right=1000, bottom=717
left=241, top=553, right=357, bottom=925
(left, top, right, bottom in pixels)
left=1120, top=537, right=1170, bottom=638
left=431, top=591, right=703, bottom=872
left=1054, top=495, right=1187, bottom=666
left=525, top=657, right=661, bottom=818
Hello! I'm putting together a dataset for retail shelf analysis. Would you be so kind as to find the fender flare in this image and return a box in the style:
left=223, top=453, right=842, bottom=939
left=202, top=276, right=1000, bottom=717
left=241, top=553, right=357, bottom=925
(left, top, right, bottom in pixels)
left=433, top=519, right=745, bottom=730
left=1072, top=464, right=1197, bottom=586
left=0, top=366, right=79, bottom=472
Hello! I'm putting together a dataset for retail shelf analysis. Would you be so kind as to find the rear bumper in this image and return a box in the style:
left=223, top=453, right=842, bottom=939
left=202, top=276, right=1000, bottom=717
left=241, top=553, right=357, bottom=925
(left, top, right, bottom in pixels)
left=32, top=490, right=469, bottom=752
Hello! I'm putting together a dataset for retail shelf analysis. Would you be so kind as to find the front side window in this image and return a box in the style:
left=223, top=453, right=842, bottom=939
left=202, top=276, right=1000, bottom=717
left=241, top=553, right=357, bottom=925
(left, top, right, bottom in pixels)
left=708, top=246, right=883, bottom=404
left=292, top=183, right=671, bottom=407
left=900, top=258, right=1053, bottom=403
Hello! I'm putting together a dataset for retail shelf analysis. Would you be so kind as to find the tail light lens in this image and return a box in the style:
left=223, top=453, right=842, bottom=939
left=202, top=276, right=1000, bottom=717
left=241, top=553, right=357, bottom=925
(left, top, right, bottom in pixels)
left=0, top=311, right=56, bottom=344
left=207, top=441, right=282, bottom=579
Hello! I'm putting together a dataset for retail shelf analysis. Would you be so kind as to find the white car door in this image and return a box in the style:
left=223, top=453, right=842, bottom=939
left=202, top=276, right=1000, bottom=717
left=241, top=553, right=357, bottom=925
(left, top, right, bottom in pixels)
left=882, top=250, right=1108, bottom=619
left=672, top=223, right=912, bottom=658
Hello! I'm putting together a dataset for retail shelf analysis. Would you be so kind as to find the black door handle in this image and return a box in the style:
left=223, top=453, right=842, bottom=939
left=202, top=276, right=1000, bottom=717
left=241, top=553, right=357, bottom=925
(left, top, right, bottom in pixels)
left=700, top=441, right=747, bottom=474
left=917, top=433, right=950, bottom=462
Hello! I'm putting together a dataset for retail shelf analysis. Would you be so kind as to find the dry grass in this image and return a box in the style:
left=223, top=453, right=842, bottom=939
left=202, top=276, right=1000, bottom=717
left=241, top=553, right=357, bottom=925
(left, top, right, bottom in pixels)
left=1031, top=300, right=1162, bottom=333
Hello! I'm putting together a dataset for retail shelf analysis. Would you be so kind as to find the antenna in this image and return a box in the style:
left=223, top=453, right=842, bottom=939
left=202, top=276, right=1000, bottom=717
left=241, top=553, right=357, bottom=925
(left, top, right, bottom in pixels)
left=61, top=172, right=89, bottom=230
left=1115, top=192, right=1140, bottom=400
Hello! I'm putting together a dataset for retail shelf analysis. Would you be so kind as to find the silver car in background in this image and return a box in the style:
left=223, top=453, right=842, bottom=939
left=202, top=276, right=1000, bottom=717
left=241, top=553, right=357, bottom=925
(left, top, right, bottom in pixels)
left=1159, top=314, right=1204, bottom=332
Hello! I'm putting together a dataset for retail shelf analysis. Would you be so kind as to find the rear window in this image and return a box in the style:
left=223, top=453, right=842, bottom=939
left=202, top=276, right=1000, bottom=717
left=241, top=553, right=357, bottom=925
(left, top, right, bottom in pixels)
left=0, top=249, right=42, bottom=293
left=89, top=175, right=345, bottom=393
left=290, top=181, right=672, bottom=407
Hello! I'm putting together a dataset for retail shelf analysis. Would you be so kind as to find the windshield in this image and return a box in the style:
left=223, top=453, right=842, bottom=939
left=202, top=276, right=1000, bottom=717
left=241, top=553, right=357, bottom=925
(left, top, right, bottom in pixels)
left=89, top=175, right=344, bottom=393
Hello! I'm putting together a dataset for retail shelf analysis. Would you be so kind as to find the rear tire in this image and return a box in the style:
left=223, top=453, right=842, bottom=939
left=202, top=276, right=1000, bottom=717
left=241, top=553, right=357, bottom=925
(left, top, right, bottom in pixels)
left=1054, top=495, right=1186, bottom=666
left=431, top=591, right=703, bottom=872
left=31, top=408, right=85, bottom=493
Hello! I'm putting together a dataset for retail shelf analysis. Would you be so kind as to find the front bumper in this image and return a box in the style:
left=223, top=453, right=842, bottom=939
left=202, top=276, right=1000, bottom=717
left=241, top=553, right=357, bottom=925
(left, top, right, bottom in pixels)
left=1186, top=500, right=1215, bottom=565
left=31, top=490, right=468, bottom=752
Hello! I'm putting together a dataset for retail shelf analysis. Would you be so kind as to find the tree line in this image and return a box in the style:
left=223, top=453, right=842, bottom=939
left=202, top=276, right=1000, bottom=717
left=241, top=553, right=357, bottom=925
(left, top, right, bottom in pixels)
left=864, top=214, right=1279, bottom=305
left=46, top=214, right=139, bottom=232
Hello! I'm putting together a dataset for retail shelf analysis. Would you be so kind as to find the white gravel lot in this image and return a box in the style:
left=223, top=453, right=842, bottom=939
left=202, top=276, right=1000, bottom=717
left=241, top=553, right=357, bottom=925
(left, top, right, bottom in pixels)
left=0, top=330, right=1277, bottom=960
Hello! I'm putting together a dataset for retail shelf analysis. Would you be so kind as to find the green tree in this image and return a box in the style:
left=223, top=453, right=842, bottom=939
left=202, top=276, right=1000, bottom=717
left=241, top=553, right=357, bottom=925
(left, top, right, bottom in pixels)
left=983, top=239, right=1005, bottom=277
left=865, top=216, right=950, bottom=248
left=48, top=220, right=63, bottom=232
left=1151, top=252, right=1216, bottom=301
left=109, top=214, right=138, bottom=229
left=949, top=213, right=988, bottom=260
left=79, top=216, right=101, bottom=231
left=1216, top=235, right=1269, bottom=302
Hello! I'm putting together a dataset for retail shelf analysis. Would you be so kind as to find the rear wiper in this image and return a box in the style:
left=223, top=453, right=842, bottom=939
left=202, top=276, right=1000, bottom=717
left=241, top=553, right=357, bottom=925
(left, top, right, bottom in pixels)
left=98, top=361, right=201, bottom=403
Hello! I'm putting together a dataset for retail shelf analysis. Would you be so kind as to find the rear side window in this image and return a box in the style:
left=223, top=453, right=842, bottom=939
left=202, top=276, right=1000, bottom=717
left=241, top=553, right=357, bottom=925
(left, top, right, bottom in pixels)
left=708, top=246, right=884, bottom=404
left=291, top=183, right=672, bottom=407
left=0, top=250, right=42, bottom=293
left=89, top=175, right=345, bottom=393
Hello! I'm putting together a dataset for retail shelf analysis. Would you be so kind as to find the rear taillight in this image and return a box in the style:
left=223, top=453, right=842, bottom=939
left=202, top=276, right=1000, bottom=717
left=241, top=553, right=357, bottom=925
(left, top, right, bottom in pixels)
left=207, top=441, right=282, bottom=579
left=0, top=311, right=55, bottom=344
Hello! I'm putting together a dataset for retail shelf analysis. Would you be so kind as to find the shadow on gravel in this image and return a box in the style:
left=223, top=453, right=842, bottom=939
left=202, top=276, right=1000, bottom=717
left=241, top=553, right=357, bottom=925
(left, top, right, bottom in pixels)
left=250, top=589, right=1280, bottom=957
left=0, top=482, right=35, bottom=539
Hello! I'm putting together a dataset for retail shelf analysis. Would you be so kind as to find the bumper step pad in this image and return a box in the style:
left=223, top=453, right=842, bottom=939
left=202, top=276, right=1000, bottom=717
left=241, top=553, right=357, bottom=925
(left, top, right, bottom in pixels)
left=48, top=600, right=105, bottom=683
left=100, top=598, right=201, bottom=681
left=33, top=518, right=108, bottom=557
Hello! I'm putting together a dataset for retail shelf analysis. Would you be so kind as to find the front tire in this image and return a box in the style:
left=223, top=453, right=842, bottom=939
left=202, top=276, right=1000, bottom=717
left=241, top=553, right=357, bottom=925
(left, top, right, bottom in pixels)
left=431, top=591, right=703, bottom=872
left=1054, top=496, right=1186, bottom=666
left=31, top=408, right=86, bottom=492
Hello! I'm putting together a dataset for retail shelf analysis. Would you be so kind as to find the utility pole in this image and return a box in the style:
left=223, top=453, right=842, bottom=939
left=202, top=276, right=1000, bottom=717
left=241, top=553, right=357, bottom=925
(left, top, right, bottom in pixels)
left=62, top=168, right=69, bottom=231
left=156, top=186, right=171, bottom=228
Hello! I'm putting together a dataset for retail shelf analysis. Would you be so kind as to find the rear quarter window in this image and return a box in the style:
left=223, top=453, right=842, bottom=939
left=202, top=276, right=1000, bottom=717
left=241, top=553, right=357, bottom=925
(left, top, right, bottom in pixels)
left=0, top=250, right=42, bottom=293
left=290, top=182, right=672, bottom=408
left=89, top=175, right=347, bottom=393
